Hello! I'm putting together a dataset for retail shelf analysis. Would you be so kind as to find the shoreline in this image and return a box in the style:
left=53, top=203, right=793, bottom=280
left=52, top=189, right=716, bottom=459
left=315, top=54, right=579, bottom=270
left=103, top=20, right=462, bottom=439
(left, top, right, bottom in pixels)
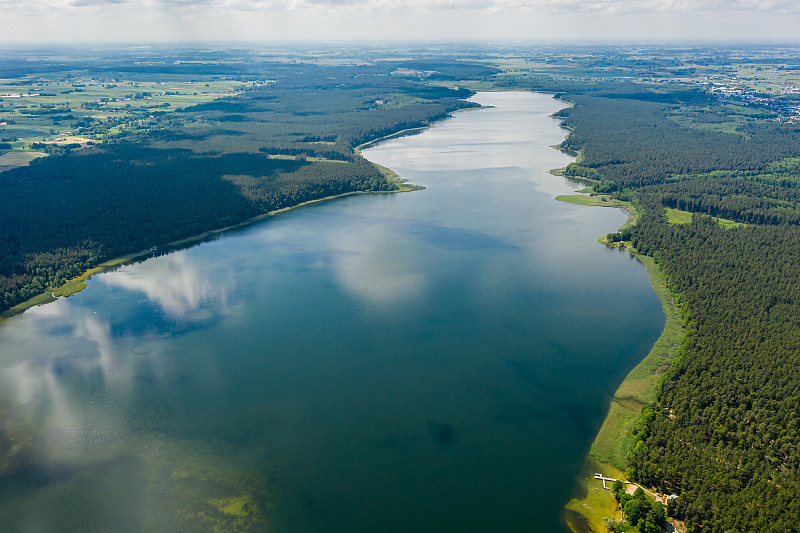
left=353, top=103, right=490, bottom=154
left=354, top=126, right=433, bottom=153
left=548, top=119, right=684, bottom=531
left=2, top=107, right=478, bottom=321
left=1, top=187, right=413, bottom=321
left=553, top=192, right=684, bottom=533
left=562, top=246, right=685, bottom=533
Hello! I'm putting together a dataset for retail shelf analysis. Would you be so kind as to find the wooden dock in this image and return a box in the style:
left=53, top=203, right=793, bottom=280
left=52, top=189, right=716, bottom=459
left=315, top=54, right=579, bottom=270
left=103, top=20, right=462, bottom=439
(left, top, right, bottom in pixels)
left=593, top=473, right=630, bottom=490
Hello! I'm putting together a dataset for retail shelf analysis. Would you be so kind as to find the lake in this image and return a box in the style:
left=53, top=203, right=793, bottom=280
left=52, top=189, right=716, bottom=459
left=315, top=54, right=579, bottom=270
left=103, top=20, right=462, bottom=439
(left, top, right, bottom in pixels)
left=0, top=91, right=663, bottom=532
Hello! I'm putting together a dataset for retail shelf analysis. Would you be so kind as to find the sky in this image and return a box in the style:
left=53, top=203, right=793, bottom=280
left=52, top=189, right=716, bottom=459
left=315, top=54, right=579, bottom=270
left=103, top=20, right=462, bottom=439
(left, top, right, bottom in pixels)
left=2, top=0, right=800, bottom=43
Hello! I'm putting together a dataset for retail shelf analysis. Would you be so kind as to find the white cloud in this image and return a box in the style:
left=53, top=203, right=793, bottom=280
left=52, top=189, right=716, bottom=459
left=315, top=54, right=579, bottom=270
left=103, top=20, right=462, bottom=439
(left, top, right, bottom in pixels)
left=2, top=0, right=799, bottom=42
left=10, top=0, right=800, bottom=15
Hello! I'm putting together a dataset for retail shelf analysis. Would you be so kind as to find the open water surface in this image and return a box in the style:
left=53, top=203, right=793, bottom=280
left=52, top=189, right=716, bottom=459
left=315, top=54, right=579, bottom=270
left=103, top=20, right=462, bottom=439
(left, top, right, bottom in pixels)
left=0, top=92, right=663, bottom=532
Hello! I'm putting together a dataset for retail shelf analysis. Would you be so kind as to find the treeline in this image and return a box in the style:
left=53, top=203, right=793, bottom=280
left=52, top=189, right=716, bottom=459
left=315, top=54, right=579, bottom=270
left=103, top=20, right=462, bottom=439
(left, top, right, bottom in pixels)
left=0, top=145, right=389, bottom=311
left=639, top=178, right=800, bottom=226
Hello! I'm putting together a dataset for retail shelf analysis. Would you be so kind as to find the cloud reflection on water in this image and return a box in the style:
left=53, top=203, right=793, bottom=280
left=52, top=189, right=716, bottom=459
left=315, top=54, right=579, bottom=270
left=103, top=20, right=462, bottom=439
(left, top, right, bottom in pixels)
left=0, top=300, right=133, bottom=465
left=98, top=251, right=232, bottom=320
left=0, top=250, right=233, bottom=468
left=330, top=222, right=429, bottom=306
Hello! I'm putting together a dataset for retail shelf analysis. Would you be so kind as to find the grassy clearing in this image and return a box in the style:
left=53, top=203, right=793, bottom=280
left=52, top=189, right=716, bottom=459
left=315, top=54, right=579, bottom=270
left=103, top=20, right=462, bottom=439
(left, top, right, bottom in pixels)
left=666, top=207, right=745, bottom=228
left=1, top=292, right=56, bottom=319
left=557, top=194, right=638, bottom=229
left=556, top=194, right=622, bottom=207
left=371, top=161, right=424, bottom=192
left=590, top=402, right=642, bottom=468
left=665, top=208, right=693, bottom=225
left=715, top=217, right=744, bottom=229
left=372, top=161, right=398, bottom=180
left=556, top=192, right=638, bottom=248
left=52, top=279, right=88, bottom=298
left=51, top=267, right=105, bottom=298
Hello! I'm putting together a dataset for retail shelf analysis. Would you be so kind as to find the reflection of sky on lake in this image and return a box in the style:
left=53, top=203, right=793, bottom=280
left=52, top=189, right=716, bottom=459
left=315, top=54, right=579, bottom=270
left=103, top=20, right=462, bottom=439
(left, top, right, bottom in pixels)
left=0, top=250, right=237, bottom=468
left=329, top=221, right=430, bottom=305
left=98, top=251, right=234, bottom=322
left=1, top=300, right=132, bottom=466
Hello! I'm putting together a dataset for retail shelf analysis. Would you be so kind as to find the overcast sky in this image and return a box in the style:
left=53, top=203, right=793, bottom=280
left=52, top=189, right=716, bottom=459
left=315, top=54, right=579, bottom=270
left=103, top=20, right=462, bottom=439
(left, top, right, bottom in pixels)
left=2, top=0, right=799, bottom=43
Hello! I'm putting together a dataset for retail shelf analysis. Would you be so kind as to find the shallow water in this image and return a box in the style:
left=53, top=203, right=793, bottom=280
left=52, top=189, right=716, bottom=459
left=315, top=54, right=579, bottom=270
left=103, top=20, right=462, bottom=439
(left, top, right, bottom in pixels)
left=0, top=92, right=663, bottom=532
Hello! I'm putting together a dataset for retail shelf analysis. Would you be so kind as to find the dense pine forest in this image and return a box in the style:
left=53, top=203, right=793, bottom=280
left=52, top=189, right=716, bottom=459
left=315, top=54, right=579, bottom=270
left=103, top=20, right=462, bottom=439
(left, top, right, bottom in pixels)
left=526, top=77, right=800, bottom=532
left=0, top=57, right=489, bottom=312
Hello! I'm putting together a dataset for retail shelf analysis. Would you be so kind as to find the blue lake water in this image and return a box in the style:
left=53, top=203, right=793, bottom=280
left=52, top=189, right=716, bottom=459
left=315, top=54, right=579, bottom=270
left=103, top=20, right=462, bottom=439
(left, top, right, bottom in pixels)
left=0, top=92, right=663, bottom=532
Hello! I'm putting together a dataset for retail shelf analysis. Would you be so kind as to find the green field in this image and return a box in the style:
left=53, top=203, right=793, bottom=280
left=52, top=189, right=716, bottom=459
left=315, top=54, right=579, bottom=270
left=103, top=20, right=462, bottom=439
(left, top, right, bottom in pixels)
left=0, top=150, right=47, bottom=168
left=665, top=207, right=693, bottom=225
left=0, top=75, right=245, bottom=150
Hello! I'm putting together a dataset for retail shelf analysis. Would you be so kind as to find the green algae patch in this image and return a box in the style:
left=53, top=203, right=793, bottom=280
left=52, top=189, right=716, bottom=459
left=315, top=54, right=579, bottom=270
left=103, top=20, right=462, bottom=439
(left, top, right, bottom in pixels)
left=202, top=493, right=264, bottom=532
left=131, top=435, right=270, bottom=532
left=564, top=457, right=623, bottom=533
left=0, top=409, right=29, bottom=478
left=208, top=494, right=254, bottom=518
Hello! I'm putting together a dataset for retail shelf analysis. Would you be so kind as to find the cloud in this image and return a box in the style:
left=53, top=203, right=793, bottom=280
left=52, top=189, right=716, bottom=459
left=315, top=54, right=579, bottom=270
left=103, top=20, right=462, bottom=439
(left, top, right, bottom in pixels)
left=3, top=0, right=799, bottom=41
left=12, top=0, right=800, bottom=15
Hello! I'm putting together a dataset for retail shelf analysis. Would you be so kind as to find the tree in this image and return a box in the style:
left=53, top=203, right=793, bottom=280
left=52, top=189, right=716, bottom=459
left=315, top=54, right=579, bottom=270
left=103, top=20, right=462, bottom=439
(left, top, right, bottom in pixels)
left=612, top=479, right=625, bottom=500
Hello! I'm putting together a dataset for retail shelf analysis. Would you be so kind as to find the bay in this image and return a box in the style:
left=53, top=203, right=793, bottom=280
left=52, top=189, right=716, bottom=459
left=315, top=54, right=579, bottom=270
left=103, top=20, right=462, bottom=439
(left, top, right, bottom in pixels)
left=0, top=91, right=663, bottom=532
